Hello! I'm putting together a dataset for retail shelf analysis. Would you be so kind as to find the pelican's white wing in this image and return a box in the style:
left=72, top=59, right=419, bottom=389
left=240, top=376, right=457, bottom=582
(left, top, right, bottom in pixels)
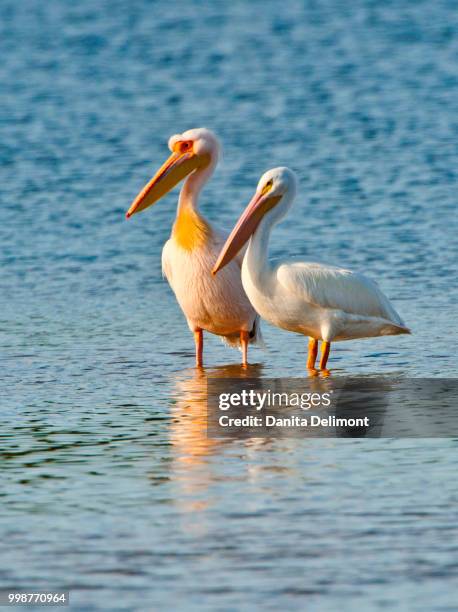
left=276, top=261, right=406, bottom=326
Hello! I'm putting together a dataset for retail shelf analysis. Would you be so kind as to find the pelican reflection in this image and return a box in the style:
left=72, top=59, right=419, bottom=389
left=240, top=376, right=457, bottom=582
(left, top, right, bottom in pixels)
left=169, top=363, right=264, bottom=465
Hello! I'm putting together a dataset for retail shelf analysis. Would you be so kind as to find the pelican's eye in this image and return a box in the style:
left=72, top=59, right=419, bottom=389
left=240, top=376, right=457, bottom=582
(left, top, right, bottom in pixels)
left=261, top=179, right=273, bottom=195
left=178, top=140, right=193, bottom=153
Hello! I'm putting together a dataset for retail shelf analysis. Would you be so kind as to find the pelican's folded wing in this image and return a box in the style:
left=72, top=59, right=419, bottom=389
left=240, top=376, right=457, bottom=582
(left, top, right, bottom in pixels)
left=276, top=262, right=405, bottom=325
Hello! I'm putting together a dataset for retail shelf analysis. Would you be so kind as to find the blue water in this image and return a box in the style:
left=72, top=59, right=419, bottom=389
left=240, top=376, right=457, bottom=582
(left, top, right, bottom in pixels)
left=1, top=0, right=458, bottom=609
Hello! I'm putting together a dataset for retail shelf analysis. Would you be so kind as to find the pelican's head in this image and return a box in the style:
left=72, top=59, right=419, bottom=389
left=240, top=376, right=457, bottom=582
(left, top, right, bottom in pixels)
left=126, top=128, right=220, bottom=218
left=212, top=167, right=297, bottom=275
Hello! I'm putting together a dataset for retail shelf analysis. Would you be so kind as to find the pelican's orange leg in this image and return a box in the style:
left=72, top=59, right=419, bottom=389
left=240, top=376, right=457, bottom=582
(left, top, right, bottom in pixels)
left=194, top=328, right=203, bottom=367
left=319, top=341, right=331, bottom=371
left=240, top=330, right=250, bottom=367
left=307, top=338, right=318, bottom=370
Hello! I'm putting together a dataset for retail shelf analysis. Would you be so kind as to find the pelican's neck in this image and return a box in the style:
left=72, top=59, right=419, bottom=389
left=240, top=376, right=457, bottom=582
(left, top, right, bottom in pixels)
left=177, top=161, right=213, bottom=215
left=245, top=217, right=274, bottom=287
left=173, top=161, right=215, bottom=250
left=244, top=191, right=294, bottom=286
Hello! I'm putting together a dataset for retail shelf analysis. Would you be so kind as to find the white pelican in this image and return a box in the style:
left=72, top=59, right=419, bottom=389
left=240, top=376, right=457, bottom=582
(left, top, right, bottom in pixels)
left=213, top=167, right=410, bottom=372
left=125, top=128, right=261, bottom=367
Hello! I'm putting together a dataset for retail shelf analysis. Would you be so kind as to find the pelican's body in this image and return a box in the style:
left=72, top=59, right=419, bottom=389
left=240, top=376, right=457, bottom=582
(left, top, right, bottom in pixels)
left=242, top=252, right=407, bottom=342
left=126, top=128, right=260, bottom=366
left=213, top=167, right=409, bottom=371
left=162, top=218, right=257, bottom=342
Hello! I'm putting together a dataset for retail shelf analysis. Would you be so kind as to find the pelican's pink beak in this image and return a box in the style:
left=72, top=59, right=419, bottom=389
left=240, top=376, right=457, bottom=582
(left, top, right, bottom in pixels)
left=212, top=189, right=280, bottom=275
left=126, top=144, right=201, bottom=219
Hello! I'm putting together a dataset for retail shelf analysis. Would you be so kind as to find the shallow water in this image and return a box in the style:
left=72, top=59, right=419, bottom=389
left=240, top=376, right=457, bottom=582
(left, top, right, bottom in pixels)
left=1, top=0, right=458, bottom=609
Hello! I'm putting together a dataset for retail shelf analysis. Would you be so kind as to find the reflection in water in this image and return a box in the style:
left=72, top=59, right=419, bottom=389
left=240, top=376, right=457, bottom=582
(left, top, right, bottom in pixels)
left=168, top=364, right=264, bottom=517
left=169, top=363, right=264, bottom=464
left=168, top=369, right=396, bottom=477
left=166, top=366, right=394, bottom=522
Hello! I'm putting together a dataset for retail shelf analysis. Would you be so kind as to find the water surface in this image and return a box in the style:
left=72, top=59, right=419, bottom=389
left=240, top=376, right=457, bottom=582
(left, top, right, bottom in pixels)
left=1, top=0, right=458, bottom=609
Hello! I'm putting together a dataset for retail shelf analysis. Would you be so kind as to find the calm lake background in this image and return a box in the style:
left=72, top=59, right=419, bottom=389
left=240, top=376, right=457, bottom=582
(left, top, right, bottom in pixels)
left=1, top=0, right=458, bottom=610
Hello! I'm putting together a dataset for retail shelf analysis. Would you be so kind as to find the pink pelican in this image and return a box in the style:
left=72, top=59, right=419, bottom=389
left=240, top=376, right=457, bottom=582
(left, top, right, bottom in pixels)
left=126, top=128, right=261, bottom=367
left=213, top=167, right=409, bottom=372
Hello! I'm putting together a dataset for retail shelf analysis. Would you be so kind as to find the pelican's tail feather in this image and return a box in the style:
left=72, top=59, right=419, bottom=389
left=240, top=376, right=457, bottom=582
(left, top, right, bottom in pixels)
left=379, top=322, right=411, bottom=336
left=221, top=316, right=266, bottom=350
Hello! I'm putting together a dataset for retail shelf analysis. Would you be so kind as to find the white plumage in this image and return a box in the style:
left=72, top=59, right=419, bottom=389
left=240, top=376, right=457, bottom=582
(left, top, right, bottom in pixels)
left=274, top=261, right=407, bottom=340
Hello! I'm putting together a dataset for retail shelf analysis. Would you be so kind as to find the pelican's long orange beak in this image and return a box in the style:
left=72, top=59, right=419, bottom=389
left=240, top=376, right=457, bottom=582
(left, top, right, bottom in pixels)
left=126, top=147, right=200, bottom=219
left=212, top=188, right=280, bottom=275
